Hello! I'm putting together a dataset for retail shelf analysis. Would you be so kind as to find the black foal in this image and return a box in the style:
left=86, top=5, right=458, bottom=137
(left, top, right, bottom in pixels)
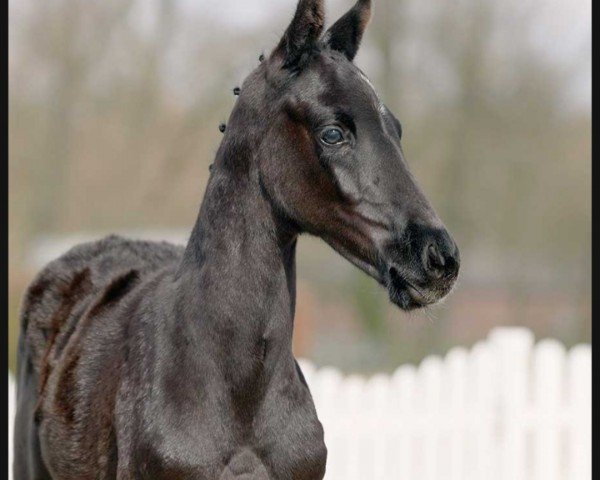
left=13, top=0, right=459, bottom=478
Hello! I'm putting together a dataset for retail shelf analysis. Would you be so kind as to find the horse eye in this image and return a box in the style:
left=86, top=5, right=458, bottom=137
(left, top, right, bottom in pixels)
left=321, top=128, right=344, bottom=145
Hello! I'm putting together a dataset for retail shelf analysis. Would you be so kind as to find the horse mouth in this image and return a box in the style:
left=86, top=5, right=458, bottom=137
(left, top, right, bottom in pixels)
left=385, top=266, right=440, bottom=311
left=384, top=266, right=426, bottom=311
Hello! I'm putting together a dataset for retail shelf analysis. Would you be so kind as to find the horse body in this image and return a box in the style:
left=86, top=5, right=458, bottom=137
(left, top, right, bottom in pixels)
left=14, top=1, right=460, bottom=478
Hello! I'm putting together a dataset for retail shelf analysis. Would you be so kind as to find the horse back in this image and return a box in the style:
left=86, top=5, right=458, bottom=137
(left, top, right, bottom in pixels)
left=14, top=234, right=183, bottom=479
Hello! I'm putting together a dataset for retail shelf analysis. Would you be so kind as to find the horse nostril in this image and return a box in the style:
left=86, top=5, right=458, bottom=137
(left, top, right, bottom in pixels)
left=423, top=238, right=460, bottom=280
left=428, top=244, right=445, bottom=267
left=425, top=243, right=445, bottom=278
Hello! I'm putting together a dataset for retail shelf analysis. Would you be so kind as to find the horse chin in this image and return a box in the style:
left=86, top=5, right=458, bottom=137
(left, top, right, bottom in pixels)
left=384, top=265, right=438, bottom=311
left=386, top=281, right=429, bottom=311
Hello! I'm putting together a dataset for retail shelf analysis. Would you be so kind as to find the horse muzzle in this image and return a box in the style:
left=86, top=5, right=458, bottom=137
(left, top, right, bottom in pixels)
left=380, top=225, right=460, bottom=310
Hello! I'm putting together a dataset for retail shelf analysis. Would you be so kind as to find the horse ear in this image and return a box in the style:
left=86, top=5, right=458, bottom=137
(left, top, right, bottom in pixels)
left=272, top=0, right=325, bottom=69
left=323, top=0, right=371, bottom=61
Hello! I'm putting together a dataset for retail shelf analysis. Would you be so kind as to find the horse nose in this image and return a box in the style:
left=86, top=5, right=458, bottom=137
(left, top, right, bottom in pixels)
left=422, top=230, right=460, bottom=280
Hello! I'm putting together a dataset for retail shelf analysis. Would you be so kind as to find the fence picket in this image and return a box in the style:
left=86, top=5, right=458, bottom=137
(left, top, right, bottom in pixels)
left=445, top=347, right=469, bottom=480
left=533, top=339, right=566, bottom=480
left=365, top=374, right=391, bottom=480
left=490, top=327, right=534, bottom=480
left=468, top=341, right=497, bottom=480
left=390, top=365, right=417, bottom=480
left=419, top=355, right=443, bottom=480
left=566, top=345, right=591, bottom=480
left=342, top=375, right=365, bottom=480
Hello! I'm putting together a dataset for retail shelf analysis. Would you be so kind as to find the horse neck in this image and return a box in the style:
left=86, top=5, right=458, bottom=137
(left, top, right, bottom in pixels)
left=176, top=137, right=298, bottom=353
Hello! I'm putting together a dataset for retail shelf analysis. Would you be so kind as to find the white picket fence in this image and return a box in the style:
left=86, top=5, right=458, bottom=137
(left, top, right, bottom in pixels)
left=8, top=327, right=591, bottom=479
